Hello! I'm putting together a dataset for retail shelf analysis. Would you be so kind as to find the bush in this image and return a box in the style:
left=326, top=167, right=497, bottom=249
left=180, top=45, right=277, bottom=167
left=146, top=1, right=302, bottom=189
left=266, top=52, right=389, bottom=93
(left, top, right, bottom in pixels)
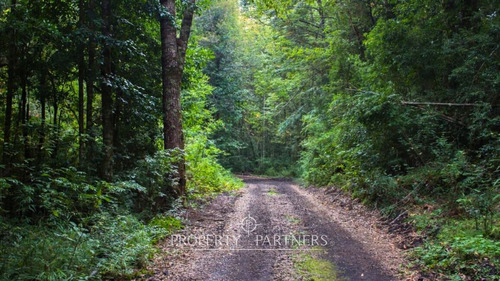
left=123, top=149, right=183, bottom=214
left=185, top=131, right=243, bottom=198
left=148, top=215, right=184, bottom=243
left=0, top=213, right=162, bottom=280
left=0, top=156, right=189, bottom=281
left=413, top=235, right=500, bottom=280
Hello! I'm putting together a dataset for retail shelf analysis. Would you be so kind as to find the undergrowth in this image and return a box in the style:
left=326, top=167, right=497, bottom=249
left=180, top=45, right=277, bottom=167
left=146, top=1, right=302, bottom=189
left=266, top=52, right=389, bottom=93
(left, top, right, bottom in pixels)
left=0, top=148, right=241, bottom=280
left=304, top=141, right=499, bottom=280
left=409, top=212, right=500, bottom=280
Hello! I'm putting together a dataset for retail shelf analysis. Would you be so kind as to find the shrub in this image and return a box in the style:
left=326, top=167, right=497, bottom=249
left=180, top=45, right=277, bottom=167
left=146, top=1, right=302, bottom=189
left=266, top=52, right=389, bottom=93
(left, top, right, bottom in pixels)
left=413, top=235, right=500, bottom=280
left=0, top=213, right=160, bottom=281
left=185, top=129, right=243, bottom=198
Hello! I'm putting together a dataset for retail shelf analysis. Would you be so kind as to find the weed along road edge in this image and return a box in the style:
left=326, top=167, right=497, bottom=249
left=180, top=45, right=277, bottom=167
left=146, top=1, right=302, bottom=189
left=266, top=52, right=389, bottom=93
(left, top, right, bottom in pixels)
left=144, top=176, right=414, bottom=281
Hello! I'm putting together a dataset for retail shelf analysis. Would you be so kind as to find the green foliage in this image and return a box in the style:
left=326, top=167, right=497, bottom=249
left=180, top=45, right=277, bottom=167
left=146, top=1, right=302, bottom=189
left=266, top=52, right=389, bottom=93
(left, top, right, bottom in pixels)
left=1, top=166, right=109, bottom=219
left=457, top=187, right=499, bottom=236
left=408, top=204, right=500, bottom=280
left=181, top=39, right=244, bottom=198
left=1, top=0, right=499, bottom=280
left=148, top=215, right=184, bottom=243
left=0, top=2, right=235, bottom=281
left=185, top=133, right=244, bottom=197
left=216, top=1, right=500, bottom=280
left=0, top=213, right=158, bottom=280
left=0, top=163, right=192, bottom=280
left=413, top=235, right=500, bottom=280
left=194, top=0, right=257, bottom=172
left=0, top=162, right=175, bottom=280
left=126, top=149, right=183, bottom=213
left=294, top=249, right=343, bottom=281
left=0, top=2, right=243, bottom=279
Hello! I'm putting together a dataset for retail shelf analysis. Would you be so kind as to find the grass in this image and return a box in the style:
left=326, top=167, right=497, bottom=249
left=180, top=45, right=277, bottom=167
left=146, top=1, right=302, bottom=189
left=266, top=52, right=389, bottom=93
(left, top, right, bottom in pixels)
left=285, top=215, right=301, bottom=225
left=294, top=247, right=344, bottom=281
left=267, top=187, right=279, bottom=196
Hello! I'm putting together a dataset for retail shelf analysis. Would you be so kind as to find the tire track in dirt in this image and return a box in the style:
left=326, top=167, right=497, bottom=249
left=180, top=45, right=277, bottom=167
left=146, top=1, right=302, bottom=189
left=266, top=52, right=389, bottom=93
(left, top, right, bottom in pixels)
left=274, top=179, right=398, bottom=280
left=204, top=179, right=277, bottom=280
left=144, top=177, right=407, bottom=280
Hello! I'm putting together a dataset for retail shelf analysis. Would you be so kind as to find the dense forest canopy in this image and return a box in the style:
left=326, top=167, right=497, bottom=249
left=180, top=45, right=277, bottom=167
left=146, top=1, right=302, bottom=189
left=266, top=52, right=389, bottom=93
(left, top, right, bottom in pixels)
left=0, top=0, right=499, bottom=280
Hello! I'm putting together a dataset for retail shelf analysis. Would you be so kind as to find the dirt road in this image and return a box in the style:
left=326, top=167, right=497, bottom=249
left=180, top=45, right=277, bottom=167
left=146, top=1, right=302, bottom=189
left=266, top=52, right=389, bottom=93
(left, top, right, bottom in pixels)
left=145, top=177, right=411, bottom=280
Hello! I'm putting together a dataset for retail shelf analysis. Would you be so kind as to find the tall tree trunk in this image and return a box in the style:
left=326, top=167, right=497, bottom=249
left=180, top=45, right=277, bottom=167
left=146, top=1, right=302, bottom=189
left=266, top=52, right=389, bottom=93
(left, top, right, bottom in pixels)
left=20, top=66, right=29, bottom=159
left=159, top=0, right=196, bottom=197
left=25, top=94, right=30, bottom=158
left=100, top=0, right=114, bottom=181
left=113, top=89, right=121, bottom=147
left=52, top=77, right=59, bottom=157
left=3, top=0, right=17, bottom=165
left=39, top=70, right=47, bottom=161
left=78, top=0, right=86, bottom=165
left=112, top=87, right=122, bottom=171
left=51, top=77, right=58, bottom=127
left=86, top=0, right=95, bottom=162
left=346, top=11, right=365, bottom=59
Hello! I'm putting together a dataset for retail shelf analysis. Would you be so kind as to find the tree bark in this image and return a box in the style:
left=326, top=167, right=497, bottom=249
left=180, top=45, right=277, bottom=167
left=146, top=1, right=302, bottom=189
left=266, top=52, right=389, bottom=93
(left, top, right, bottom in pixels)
left=39, top=70, right=47, bottom=161
left=51, top=76, right=58, bottom=127
left=50, top=75, right=59, bottom=156
left=100, top=0, right=113, bottom=181
left=78, top=0, right=86, bottom=165
left=86, top=0, right=95, bottom=162
left=112, top=68, right=122, bottom=170
left=3, top=0, right=17, bottom=165
left=159, top=0, right=196, bottom=197
left=113, top=89, right=122, bottom=149
left=20, top=64, right=29, bottom=159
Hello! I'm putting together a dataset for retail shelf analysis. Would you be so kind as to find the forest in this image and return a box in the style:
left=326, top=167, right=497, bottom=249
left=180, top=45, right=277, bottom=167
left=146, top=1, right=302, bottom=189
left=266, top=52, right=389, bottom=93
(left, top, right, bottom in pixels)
left=0, top=0, right=499, bottom=280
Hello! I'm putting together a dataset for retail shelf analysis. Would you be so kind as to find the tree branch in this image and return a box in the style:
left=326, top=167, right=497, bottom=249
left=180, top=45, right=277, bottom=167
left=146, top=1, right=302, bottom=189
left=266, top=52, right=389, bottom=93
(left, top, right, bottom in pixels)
left=401, top=101, right=486, bottom=107
left=178, top=0, right=196, bottom=67
left=298, top=19, right=321, bottom=29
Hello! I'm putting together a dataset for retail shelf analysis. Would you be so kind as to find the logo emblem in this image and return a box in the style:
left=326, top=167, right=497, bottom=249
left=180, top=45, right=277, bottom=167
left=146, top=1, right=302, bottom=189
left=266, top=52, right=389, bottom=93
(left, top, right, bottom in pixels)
left=240, top=215, right=261, bottom=236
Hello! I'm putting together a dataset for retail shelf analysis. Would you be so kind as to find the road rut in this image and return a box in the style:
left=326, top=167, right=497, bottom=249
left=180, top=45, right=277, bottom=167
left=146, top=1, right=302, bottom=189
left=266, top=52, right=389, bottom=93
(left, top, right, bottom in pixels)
left=145, top=177, right=408, bottom=280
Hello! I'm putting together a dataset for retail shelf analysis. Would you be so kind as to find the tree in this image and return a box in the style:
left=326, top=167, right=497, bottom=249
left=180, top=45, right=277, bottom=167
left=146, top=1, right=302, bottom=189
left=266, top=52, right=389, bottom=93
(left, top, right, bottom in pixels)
left=101, top=0, right=114, bottom=181
left=78, top=0, right=85, bottom=165
left=86, top=0, right=96, bottom=162
left=159, top=0, right=196, bottom=196
left=3, top=0, right=17, bottom=166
